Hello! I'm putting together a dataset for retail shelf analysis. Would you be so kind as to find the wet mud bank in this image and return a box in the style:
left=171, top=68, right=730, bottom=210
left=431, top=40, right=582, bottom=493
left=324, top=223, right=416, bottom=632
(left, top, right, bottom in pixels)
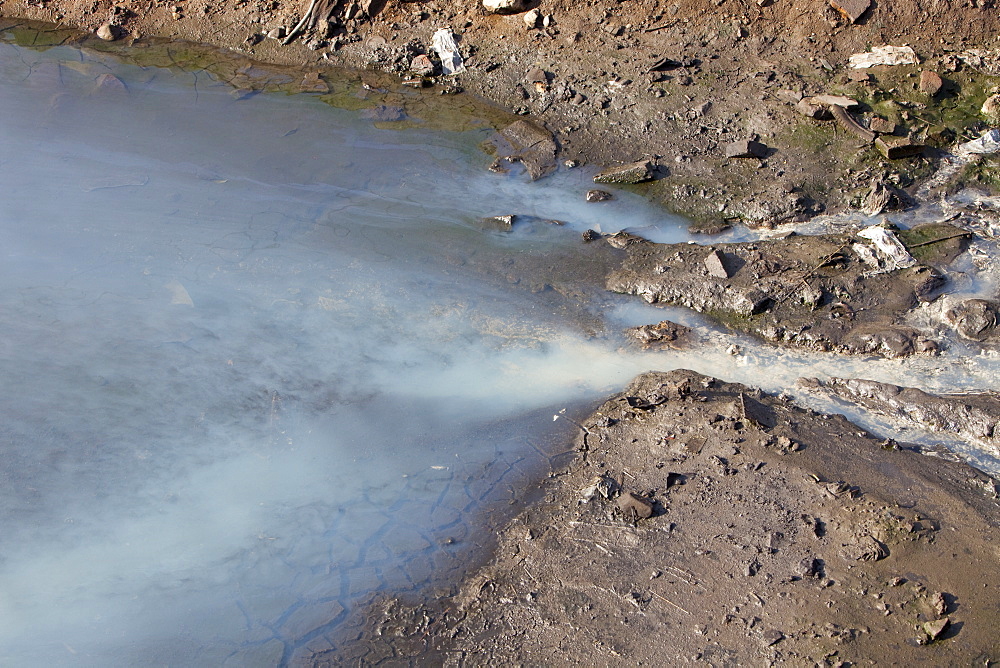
left=333, top=370, right=1000, bottom=665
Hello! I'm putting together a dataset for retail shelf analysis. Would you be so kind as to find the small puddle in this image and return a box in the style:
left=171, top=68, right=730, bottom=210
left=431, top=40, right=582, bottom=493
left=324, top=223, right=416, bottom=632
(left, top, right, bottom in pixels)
left=0, top=20, right=997, bottom=666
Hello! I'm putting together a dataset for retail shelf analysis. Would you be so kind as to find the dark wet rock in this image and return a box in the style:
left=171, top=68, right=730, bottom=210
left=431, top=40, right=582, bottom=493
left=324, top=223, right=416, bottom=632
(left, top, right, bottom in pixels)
left=625, top=320, right=692, bottom=348
left=606, top=227, right=968, bottom=357
left=604, top=231, right=647, bottom=249
left=944, top=298, right=999, bottom=341
left=488, top=120, right=557, bottom=180
left=586, top=189, right=614, bottom=202
left=361, top=104, right=406, bottom=121
left=797, top=377, right=1000, bottom=452
left=724, top=139, right=767, bottom=159
left=876, top=136, right=925, bottom=159
left=479, top=214, right=517, bottom=231
left=593, top=159, right=656, bottom=184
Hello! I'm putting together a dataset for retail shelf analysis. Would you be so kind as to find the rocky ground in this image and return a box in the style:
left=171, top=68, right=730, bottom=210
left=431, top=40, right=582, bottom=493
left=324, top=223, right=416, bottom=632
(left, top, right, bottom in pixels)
left=317, top=370, right=1000, bottom=665
left=6, top=0, right=1000, bottom=227
left=4, top=0, right=1000, bottom=664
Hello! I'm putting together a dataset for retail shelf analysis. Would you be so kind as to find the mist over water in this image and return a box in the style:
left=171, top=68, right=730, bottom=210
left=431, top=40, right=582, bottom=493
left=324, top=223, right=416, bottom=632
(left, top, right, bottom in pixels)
left=1, top=32, right=998, bottom=666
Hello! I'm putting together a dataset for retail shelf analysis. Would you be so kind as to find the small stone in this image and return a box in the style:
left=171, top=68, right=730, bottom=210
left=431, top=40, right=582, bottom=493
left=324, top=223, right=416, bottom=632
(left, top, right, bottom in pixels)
left=847, top=70, right=872, bottom=82
left=923, top=618, right=949, bottom=641
left=868, top=116, right=896, bottom=134
left=876, top=136, right=924, bottom=159
left=982, top=93, right=1000, bottom=124
left=523, top=8, right=540, bottom=28
left=582, top=229, right=601, bottom=242
left=725, top=139, right=767, bottom=159
left=410, top=54, right=434, bottom=76
left=480, top=215, right=516, bottom=231
left=919, top=70, right=943, bottom=95
left=704, top=249, right=731, bottom=278
left=829, top=0, right=871, bottom=23
left=96, top=23, right=118, bottom=41
left=796, top=98, right=827, bottom=119
left=266, top=27, right=286, bottom=40
left=762, top=629, right=784, bottom=646
left=593, top=159, right=656, bottom=184
left=482, top=0, right=527, bottom=14
left=586, top=189, right=614, bottom=202
left=616, top=492, right=654, bottom=519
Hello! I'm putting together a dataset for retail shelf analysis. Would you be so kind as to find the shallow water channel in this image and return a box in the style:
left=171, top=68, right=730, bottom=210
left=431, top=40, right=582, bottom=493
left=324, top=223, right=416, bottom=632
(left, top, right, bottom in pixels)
left=1, top=25, right=998, bottom=666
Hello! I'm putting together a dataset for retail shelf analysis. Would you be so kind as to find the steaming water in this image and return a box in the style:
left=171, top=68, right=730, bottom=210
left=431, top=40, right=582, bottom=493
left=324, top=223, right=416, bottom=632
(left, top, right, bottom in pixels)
left=1, top=31, right=999, bottom=667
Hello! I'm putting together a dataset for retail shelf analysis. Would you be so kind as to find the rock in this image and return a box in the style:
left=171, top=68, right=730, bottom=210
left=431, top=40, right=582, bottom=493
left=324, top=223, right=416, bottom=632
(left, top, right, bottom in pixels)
left=849, top=45, right=918, bottom=69
left=944, top=299, right=998, bottom=341
left=932, top=591, right=949, bottom=616
left=480, top=215, right=516, bottom=231
left=848, top=70, right=872, bottom=82
left=704, top=249, right=731, bottom=278
left=94, top=73, right=128, bottom=94
left=361, top=104, right=405, bottom=122
left=586, top=189, right=614, bottom=202
left=523, top=8, right=541, bottom=28
left=923, top=618, right=949, bottom=641
left=299, top=72, right=328, bottom=94
left=876, top=136, right=924, bottom=159
left=626, top=320, right=692, bottom=347
left=582, top=229, right=601, bottom=242
left=616, top=492, right=654, bottom=520
left=981, top=93, right=1000, bottom=124
left=490, top=120, right=557, bottom=180
left=868, top=116, right=896, bottom=134
left=725, top=139, right=767, bottom=159
left=919, top=70, right=943, bottom=96
left=762, top=629, right=785, bottom=646
left=804, top=95, right=859, bottom=108
left=795, top=98, right=828, bottom=119
left=829, top=0, right=870, bottom=23
left=410, top=54, right=434, bottom=76
left=593, top=159, right=656, bottom=184
left=482, top=0, right=526, bottom=14
left=96, top=23, right=118, bottom=41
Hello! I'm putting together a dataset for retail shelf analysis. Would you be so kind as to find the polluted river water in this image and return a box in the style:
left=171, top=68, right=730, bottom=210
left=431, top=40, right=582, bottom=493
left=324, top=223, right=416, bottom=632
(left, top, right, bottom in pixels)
left=1, top=24, right=998, bottom=666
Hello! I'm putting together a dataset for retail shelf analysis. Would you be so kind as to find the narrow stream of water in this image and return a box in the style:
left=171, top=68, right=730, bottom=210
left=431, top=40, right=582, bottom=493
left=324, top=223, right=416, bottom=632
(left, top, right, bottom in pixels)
left=1, top=27, right=997, bottom=666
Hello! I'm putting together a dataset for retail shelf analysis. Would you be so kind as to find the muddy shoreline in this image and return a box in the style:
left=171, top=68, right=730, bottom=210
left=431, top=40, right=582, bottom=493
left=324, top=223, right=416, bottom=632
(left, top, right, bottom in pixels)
left=3, top=5, right=1000, bottom=665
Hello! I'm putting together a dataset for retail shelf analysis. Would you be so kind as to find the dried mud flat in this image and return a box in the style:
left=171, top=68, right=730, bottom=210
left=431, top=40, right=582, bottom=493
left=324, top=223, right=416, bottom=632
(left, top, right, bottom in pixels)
left=326, top=370, right=1000, bottom=666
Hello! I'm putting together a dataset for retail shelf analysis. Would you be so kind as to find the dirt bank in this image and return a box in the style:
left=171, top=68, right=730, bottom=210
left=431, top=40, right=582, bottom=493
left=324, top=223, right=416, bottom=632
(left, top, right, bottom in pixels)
left=323, top=370, right=1000, bottom=665
left=5, top=0, right=1000, bottom=227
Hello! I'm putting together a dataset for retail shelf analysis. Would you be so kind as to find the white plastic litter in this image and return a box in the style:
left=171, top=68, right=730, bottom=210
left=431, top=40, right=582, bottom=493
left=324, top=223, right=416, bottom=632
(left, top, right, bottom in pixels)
left=857, top=225, right=916, bottom=269
left=848, top=45, right=918, bottom=69
left=432, top=28, right=466, bottom=76
left=956, top=128, right=1000, bottom=157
